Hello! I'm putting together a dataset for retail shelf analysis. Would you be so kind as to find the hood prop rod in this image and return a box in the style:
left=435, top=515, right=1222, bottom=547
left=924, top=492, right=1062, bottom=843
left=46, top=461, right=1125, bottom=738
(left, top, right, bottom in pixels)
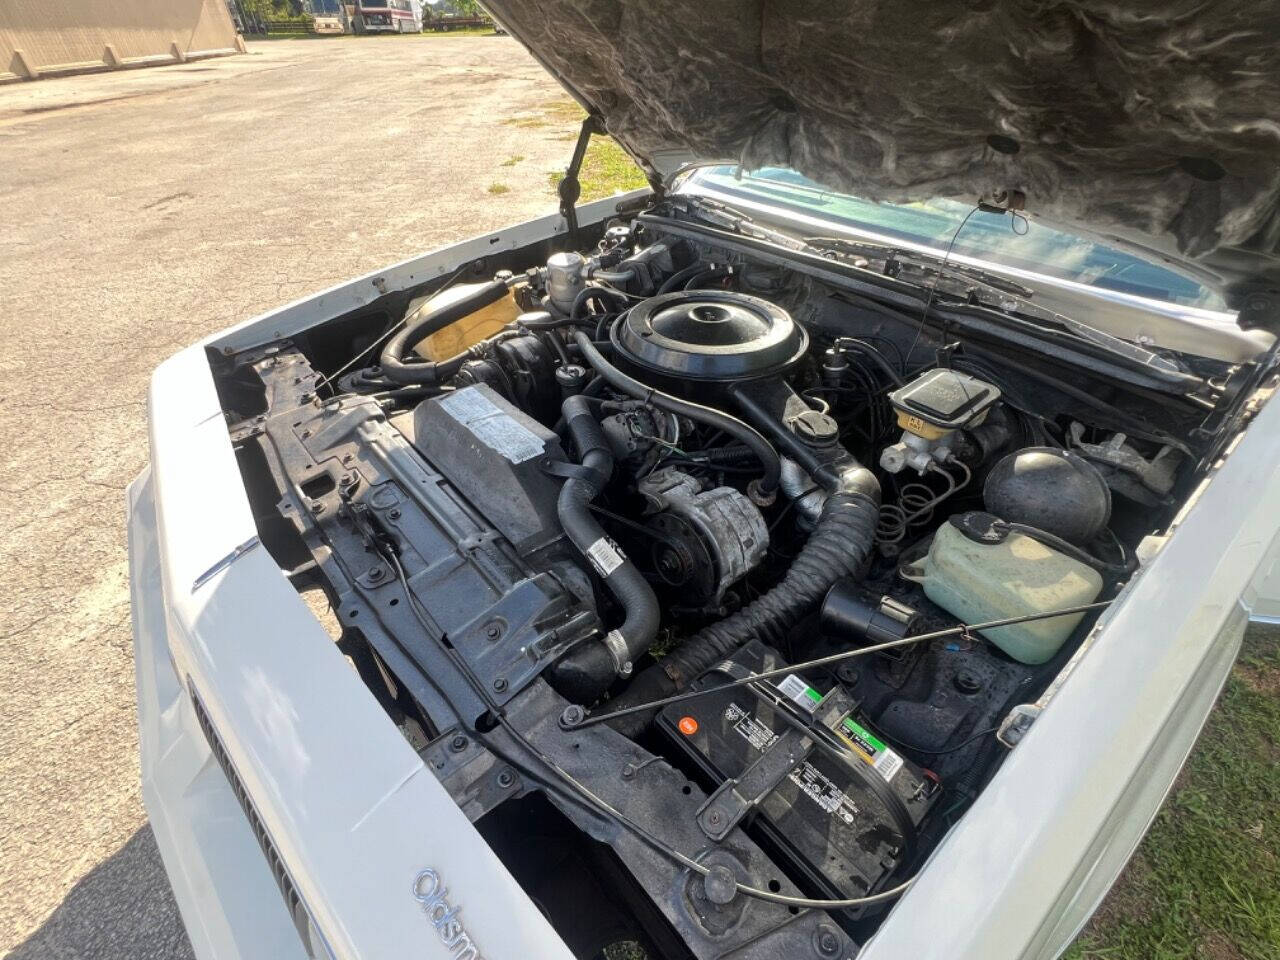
left=563, top=599, right=1114, bottom=730
left=559, top=114, right=605, bottom=244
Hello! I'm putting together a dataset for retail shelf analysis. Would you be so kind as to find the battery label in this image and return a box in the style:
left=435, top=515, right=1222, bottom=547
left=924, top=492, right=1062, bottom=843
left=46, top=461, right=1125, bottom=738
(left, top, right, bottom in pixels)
left=775, top=675, right=904, bottom=784
left=776, top=674, right=822, bottom=711
left=724, top=702, right=859, bottom=825
left=839, top=717, right=904, bottom=783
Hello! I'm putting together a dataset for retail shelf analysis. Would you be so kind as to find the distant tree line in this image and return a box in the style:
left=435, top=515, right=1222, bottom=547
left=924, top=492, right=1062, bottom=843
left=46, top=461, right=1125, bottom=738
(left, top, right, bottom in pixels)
left=238, top=0, right=308, bottom=21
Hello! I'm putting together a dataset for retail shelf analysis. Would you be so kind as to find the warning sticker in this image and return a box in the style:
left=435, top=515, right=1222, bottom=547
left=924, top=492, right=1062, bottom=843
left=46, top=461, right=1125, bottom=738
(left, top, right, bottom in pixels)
left=438, top=388, right=546, bottom=464
left=584, top=537, right=625, bottom=576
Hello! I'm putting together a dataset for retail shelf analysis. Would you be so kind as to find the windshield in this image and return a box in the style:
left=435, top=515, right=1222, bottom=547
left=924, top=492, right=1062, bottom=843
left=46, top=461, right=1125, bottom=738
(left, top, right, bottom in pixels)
left=682, top=165, right=1226, bottom=311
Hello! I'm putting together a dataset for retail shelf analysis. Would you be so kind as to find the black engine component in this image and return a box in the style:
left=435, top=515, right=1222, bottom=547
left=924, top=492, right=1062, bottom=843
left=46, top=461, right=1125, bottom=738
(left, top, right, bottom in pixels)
left=887, top=368, right=1001, bottom=432
left=984, top=447, right=1112, bottom=545
left=607, top=488, right=881, bottom=737
left=659, top=641, right=938, bottom=918
left=453, top=332, right=560, bottom=425
left=611, top=290, right=808, bottom=393
left=250, top=352, right=600, bottom=724
left=821, top=584, right=919, bottom=658
left=599, top=404, right=667, bottom=472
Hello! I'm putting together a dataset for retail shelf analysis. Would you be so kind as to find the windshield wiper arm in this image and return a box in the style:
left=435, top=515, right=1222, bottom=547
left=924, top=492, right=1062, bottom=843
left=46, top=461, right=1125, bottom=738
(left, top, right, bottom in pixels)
left=805, top=236, right=1036, bottom=298
left=668, top=199, right=1184, bottom=376
left=676, top=195, right=810, bottom=251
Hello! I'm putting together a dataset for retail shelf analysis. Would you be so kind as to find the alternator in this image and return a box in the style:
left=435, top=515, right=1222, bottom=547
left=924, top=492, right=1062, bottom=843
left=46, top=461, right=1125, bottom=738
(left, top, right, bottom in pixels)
left=637, top=469, right=768, bottom=609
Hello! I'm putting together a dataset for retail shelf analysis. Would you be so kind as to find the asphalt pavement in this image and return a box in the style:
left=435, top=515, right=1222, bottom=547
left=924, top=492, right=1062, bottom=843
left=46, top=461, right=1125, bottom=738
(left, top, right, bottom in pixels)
left=0, top=35, right=570, bottom=957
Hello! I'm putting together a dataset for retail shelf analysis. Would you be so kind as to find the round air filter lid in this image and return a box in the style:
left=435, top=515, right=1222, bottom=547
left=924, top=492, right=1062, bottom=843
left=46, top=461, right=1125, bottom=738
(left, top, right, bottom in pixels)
left=613, top=291, right=807, bottom=381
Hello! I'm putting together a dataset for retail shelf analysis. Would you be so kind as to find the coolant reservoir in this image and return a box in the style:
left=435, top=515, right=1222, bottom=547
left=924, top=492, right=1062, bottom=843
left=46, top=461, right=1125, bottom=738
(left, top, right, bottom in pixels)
left=410, top=282, right=521, bottom=361
left=900, top=513, right=1103, bottom=664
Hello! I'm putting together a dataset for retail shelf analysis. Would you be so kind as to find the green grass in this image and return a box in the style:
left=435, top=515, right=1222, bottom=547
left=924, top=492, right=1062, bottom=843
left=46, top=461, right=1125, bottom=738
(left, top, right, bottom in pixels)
left=486, top=182, right=510, bottom=195
left=500, top=154, right=524, bottom=167
left=535, top=103, right=646, bottom=201
left=418, top=25, right=497, bottom=37
left=503, top=98, right=647, bottom=201
left=1066, top=625, right=1280, bottom=960
left=546, top=139, right=647, bottom=203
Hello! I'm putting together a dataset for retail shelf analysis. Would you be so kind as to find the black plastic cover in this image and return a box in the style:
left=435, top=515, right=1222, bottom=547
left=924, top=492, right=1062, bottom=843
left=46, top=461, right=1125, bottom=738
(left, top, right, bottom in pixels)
left=613, top=290, right=807, bottom=384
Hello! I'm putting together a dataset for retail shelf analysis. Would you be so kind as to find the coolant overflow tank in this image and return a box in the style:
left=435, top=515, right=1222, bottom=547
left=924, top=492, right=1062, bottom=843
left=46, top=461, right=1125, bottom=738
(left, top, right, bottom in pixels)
left=900, top=513, right=1103, bottom=664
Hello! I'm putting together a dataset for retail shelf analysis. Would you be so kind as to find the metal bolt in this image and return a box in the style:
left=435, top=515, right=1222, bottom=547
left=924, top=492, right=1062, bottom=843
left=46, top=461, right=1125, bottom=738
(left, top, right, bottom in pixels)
left=367, top=567, right=384, bottom=582
left=559, top=705, right=585, bottom=729
left=484, top=622, right=502, bottom=641
left=309, top=501, right=325, bottom=515
left=449, top=735, right=468, bottom=752
left=954, top=669, right=983, bottom=695
left=388, top=508, right=401, bottom=520
left=496, top=770, right=515, bottom=789
left=702, top=864, right=737, bottom=905
left=815, top=927, right=841, bottom=957
left=342, top=453, right=354, bottom=464
left=836, top=663, right=860, bottom=686
left=621, top=764, right=636, bottom=781
left=707, top=810, right=723, bottom=827
left=493, top=678, right=508, bottom=693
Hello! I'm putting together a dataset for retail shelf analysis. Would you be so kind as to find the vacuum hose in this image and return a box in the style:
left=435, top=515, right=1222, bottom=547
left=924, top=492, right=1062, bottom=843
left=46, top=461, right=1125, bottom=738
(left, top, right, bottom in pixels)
left=606, top=483, right=880, bottom=737
left=546, top=395, right=662, bottom=703
left=379, top=278, right=509, bottom=385
left=572, top=331, right=782, bottom=497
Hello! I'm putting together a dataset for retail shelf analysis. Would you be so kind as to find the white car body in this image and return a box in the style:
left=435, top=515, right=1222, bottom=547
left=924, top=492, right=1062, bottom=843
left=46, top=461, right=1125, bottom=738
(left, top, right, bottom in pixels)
left=130, top=189, right=1280, bottom=960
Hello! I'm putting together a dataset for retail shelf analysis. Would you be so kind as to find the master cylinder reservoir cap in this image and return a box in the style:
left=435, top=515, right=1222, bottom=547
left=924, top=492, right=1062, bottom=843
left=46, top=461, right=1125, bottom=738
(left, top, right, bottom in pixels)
left=881, top=367, right=1002, bottom=474
left=887, top=367, right=1001, bottom=438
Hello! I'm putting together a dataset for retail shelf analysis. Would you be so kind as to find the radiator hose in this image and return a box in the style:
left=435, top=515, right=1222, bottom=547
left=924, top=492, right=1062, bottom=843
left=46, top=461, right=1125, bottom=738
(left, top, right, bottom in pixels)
left=546, top=395, right=662, bottom=703
left=379, top=278, right=510, bottom=385
left=605, top=482, right=880, bottom=737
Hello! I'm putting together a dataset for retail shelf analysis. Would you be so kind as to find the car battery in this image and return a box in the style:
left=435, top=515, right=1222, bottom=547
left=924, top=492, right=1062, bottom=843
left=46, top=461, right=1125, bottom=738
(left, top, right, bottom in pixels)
left=658, top=640, right=939, bottom=914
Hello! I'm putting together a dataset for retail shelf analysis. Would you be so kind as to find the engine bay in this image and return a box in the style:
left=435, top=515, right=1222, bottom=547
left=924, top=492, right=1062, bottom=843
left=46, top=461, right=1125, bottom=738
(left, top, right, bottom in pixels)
left=213, top=198, right=1259, bottom=958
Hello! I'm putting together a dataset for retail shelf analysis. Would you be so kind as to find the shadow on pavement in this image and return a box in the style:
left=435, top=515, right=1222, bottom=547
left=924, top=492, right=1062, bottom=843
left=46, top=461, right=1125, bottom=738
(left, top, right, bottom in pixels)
left=11, top=825, right=194, bottom=960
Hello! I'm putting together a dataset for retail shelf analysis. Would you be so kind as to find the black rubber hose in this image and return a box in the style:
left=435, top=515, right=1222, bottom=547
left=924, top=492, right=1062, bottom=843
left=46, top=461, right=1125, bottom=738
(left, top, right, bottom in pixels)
left=1001, top=520, right=1135, bottom=576
left=606, top=488, right=880, bottom=737
left=684, top=266, right=732, bottom=289
left=570, top=285, right=629, bottom=322
left=546, top=396, right=662, bottom=703
left=379, top=278, right=508, bottom=385
left=571, top=331, right=782, bottom=495
left=657, top=262, right=707, bottom=293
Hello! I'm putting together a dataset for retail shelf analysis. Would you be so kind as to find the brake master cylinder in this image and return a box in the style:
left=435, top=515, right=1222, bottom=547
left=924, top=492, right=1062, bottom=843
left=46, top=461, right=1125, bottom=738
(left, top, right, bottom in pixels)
left=879, top=368, right=1000, bottom=474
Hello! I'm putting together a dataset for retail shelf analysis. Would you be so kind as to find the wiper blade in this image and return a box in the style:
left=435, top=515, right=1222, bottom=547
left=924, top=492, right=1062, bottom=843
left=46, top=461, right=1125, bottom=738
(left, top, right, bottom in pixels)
left=676, top=195, right=809, bottom=251
left=805, top=236, right=1035, bottom=298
